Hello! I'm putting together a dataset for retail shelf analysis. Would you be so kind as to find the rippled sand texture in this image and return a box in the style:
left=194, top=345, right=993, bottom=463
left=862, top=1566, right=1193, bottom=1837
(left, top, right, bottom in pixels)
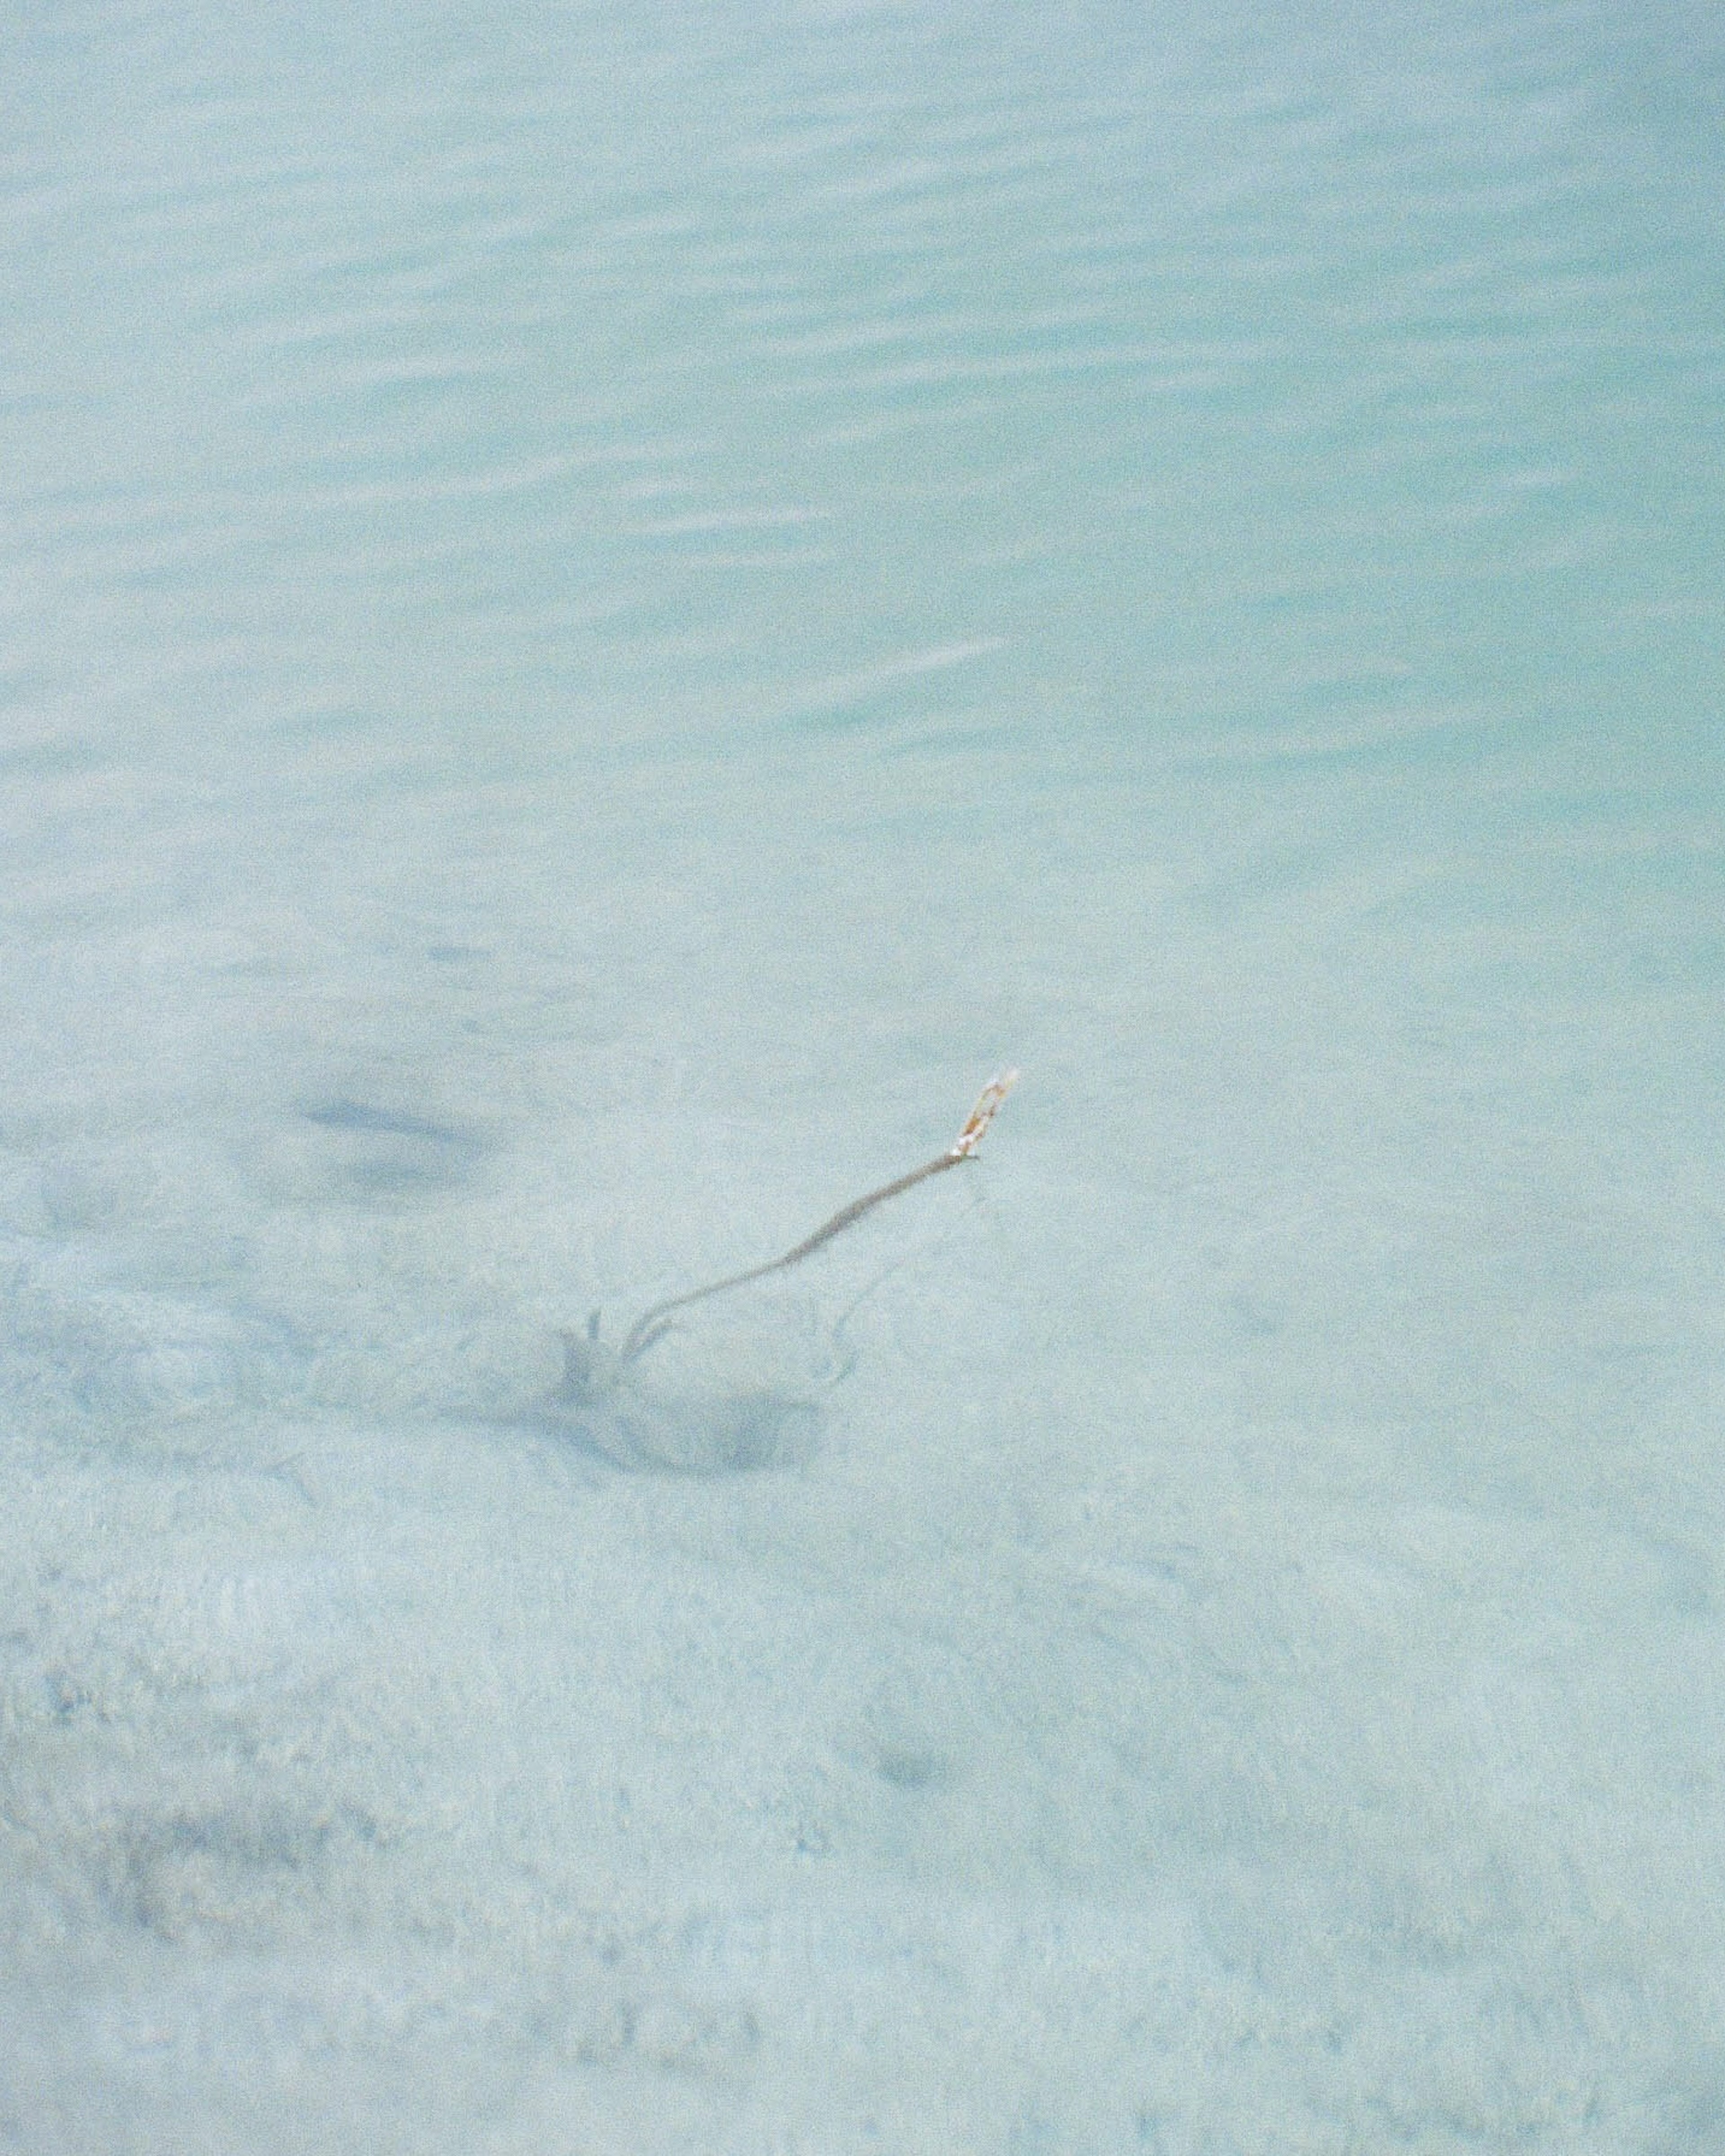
left=2, top=0, right=1724, bottom=2149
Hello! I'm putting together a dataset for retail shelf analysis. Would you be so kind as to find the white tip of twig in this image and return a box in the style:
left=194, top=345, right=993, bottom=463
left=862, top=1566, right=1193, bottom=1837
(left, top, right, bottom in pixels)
left=949, top=1067, right=1019, bottom=1158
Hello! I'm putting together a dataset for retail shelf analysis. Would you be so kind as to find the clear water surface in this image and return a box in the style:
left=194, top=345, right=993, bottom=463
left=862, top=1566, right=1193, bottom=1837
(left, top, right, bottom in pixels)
left=2, top=0, right=1723, bottom=2147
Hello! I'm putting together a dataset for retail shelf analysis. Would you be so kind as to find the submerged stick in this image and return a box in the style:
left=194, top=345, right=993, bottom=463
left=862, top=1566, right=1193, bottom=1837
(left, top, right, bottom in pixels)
left=616, top=1069, right=1018, bottom=1367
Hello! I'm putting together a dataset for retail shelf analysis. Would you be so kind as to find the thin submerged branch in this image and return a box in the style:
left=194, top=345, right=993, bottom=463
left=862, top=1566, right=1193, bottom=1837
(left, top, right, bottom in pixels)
left=615, top=1069, right=1018, bottom=1368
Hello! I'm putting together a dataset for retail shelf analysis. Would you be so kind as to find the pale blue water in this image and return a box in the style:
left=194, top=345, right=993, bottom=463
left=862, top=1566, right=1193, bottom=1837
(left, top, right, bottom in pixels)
left=4, top=0, right=1724, bottom=2147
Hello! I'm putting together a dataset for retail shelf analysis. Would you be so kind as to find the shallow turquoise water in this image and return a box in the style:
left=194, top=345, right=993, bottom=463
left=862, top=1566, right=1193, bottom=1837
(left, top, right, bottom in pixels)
left=3, top=0, right=1724, bottom=2147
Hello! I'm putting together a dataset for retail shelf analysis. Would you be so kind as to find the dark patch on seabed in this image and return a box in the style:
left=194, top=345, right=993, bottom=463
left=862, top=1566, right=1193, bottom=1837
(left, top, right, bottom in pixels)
left=301, top=1098, right=474, bottom=1147
left=301, top=1096, right=487, bottom=1198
